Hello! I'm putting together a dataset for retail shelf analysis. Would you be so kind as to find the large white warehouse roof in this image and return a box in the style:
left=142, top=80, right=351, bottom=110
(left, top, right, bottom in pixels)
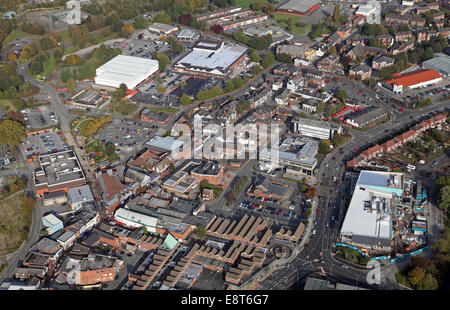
left=95, top=55, right=159, bottom=89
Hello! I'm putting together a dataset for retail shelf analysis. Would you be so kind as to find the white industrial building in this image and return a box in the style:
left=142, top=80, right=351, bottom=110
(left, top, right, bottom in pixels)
left=340, top=171, right=405, bottom=252
left=95, top=55, right=159, bottom=89
left=355, top=1, right=381, bottom=24
left=292, top=118, right=343, bottom=140
left=148, top=23, right=179, bottom=35
left=114, top=208, right=158, bottom=232
left=259, top=137, right=318, bottom=177
left=174, top=40, right=248, bottom=77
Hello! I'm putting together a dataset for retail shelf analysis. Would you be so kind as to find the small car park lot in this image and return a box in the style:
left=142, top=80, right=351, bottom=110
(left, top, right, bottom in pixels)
left=21, top=105, right=58, bottom=130
left=0, top=145, right=17, bottom=169
left=95, top=118, right=154, bottom=150
left=21, top=129, right=67, bottom=158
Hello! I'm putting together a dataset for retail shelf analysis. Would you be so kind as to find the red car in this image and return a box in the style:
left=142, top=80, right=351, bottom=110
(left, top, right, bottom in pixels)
left=317, top=209, right=320, bottom=213
left=399, top=108, right=405, bottom=113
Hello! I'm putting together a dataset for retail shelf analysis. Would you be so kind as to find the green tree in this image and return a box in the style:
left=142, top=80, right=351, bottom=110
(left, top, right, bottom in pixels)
left=67, top=78, right=76, bottom=92
left=424, top=46, right=434, bottom=60
left=0, top=120, right=25, bottom=147
left=419, top=273, right=438, bottom=290
left=333, top=3, right=341, bottom=23
left=133, top=17, right=148, bottom=29
left=276, top=53, right=293, bottom=64
left=154, top=52, right=170, bottom=71
left=157, top=84, right=166, bottom=93
left=154, top=13, right=171, bottom=24
left=237, top=100, right=250, bottom=114
left=328, top=45, right=337, bottom=54
left=261, top=53, right=275, bottom=68
left=111, top=21, right=125, bottom=33
left=336, top=89, right=347, bottom=102
left=224, top=80, right=235, bottom=93
left=180, top=93, right=192, bottom=105
left=251, top=64, right=263, bottom=75
left=29, top=61, right=44, bottom=76
left=5, top=86, right=17, bottom=100
left=249, top=49, right=261, bottom=63
left=105, top=143, right=116, bottom=157
left=319, top=140, right=331, bottom=154
left=196, top=226, right=207, bottom=239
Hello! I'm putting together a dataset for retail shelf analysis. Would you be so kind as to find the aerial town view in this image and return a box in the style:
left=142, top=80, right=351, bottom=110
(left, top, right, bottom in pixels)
left=0, top=0, right=449, bottom=299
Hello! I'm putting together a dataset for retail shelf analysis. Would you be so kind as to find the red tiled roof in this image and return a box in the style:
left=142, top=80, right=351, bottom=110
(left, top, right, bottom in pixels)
left=382, top=140, right=395, bottom=149
left=435, top=113, right=447, bottom=121
left=383, top=69, right=442, bottom=89
left=98, top=174, right=126, bottom=202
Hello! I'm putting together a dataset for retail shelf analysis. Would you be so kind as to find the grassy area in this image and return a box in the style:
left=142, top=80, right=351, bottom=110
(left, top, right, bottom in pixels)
left=282, top=177, right=305, bottom=184
left=235, top=0, right=270, bottom=8
left=58, top=30, right=72, bottom=45
left=147, top=106, right=178, bottom=114
left=62, top=31, right=119, bottom=56
left=0, top=186, right=34, bottom=256
left=3, top=30, right=31, bottom=47
left=336, top=246, right=370, bottom=266
left=0, top=99, right=18, bottom=113
left=85, top=140, right=119, bottom=163
left=395, top=271, right=410, bottom=287
left=200, top=180, right=223, bottom=197
left=63, top=45, right=78, bottom=55
left=273, top=13, right=311, bottom=35
left=108, top=100, right=139, bottom=116
left=72, top=117, right=93, bottom=133
left=43, top=55, right=56, bottom=77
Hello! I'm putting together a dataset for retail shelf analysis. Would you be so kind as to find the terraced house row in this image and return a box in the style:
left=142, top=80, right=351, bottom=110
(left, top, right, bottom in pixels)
left=348, top=113, right=448, bottom=168
left=129, top=247, right=176, bottom=290
left=225, top=249, right=266, bottom=286
left=206, top=214, right=272, bottom=247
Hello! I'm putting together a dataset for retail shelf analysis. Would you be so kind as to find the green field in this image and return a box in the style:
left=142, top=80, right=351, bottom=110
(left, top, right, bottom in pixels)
left=235, top=0, right=271, bottom=8
left=273, top=13, right=311, bottom=35
left=147, top=106, right=178, bottom=114
left=108, top=100, right=139, bottom=116
left=0, top=99, right=16, bottom=112
left=3, top=30, right=31, bottom=47
left=43, top=55, right=56, bottom=77
left=63, top=45, right=78, bottom=55
left=0, top=176, right=34, bottom=257
left=58, top=30, right=72, bottom=45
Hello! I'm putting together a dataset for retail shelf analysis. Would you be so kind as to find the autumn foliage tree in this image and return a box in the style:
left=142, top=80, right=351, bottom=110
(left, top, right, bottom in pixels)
left=305, top=187, right=317, bottom=200
left=211, top=24, right=223, bottom=34
left=0, top=120, right=25, bottom=147
left=408, top=266, right=425, bottom=287
left=178, top=14, right=192, bottom=25
left=64, top=54, right=82, bottom=66
left=7, top=53, right=17, bottom=62
left=21, top=44, right=38, bottom=60
left=121, top=24, right=134, bottom=38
